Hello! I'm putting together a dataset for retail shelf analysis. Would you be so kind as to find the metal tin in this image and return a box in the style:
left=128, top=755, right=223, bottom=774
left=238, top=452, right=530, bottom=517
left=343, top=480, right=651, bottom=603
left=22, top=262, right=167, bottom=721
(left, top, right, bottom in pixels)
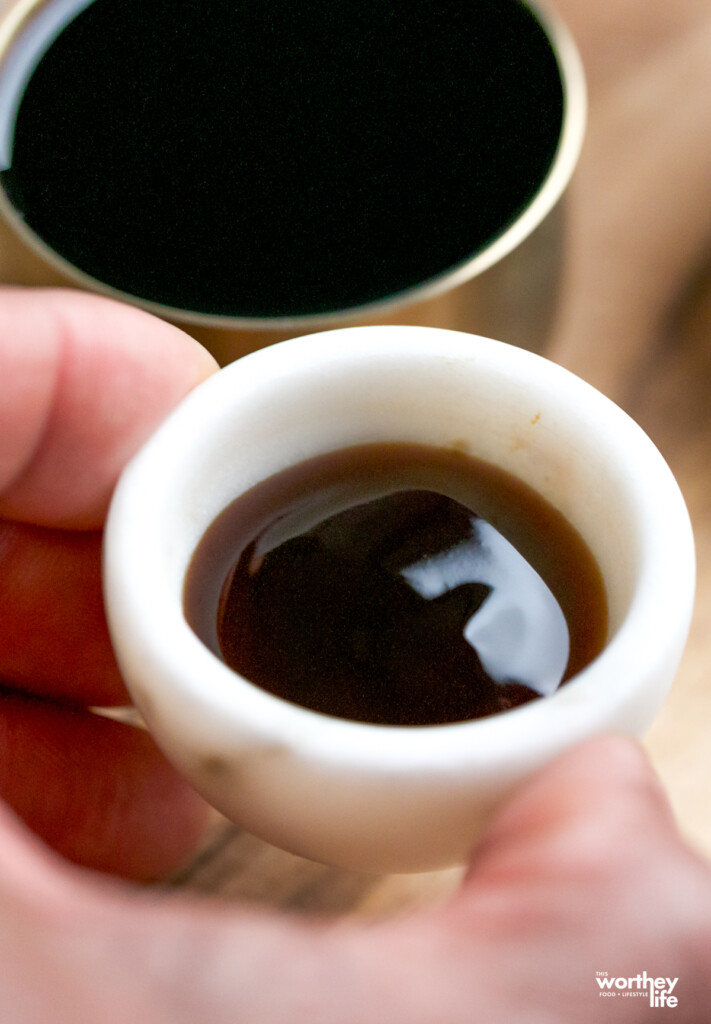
left=0, top=0, right=585, bottom=362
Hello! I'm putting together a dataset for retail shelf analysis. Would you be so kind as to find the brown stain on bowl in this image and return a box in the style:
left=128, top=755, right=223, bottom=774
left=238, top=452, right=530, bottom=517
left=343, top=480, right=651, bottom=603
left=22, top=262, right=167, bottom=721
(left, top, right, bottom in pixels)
left=448, top=439, right=472, bottom=455
left=201, top=755, right=230, bottom=777
left=198, top=743, right=287, bottom=780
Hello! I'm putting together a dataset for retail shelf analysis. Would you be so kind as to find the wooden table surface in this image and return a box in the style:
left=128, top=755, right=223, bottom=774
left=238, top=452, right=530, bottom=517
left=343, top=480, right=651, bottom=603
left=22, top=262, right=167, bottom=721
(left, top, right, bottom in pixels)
left=1, top=0, right=710, bottom=919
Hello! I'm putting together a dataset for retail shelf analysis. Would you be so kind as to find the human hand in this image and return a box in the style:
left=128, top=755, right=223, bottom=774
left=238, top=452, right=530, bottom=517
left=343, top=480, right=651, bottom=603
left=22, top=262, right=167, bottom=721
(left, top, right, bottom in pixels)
left=1, top=731, right=710, bottom=1022
left=0, top=291, right=710, bottom=1021
left=0, top=286, right=217, bottom=879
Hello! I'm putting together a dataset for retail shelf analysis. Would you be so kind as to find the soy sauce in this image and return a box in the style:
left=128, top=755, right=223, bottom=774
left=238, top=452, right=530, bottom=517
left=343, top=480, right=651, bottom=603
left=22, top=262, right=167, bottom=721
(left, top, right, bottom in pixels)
left=183, top=443, right=607, bottom=725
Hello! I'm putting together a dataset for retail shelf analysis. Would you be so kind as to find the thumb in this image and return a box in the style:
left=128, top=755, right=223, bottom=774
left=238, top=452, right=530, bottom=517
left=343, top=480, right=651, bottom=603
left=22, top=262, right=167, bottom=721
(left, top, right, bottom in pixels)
left=442, top=739, right=711, bottom=1023
left=462, top=734, right=681, bottom=895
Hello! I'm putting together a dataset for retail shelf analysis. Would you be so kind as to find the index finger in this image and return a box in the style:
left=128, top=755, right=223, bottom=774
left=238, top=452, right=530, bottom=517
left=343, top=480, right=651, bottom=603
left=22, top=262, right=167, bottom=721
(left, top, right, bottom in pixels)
left=0, top=287, right=217, bottom=529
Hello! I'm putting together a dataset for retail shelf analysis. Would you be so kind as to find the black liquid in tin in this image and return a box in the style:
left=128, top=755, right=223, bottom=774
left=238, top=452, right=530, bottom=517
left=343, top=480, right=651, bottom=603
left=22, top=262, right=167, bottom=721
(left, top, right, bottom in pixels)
left=1, top=0, right=564, bottom=316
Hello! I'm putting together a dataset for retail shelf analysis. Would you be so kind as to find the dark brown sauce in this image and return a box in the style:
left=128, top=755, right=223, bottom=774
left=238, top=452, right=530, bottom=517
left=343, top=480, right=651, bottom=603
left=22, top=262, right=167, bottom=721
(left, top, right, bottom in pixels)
left=183, top=443, right=608, bottom=725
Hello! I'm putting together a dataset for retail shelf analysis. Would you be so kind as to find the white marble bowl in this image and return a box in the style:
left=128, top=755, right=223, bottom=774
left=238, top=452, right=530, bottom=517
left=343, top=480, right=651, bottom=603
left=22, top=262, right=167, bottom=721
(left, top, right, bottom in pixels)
left=103, top=326, right=695, bottom=873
